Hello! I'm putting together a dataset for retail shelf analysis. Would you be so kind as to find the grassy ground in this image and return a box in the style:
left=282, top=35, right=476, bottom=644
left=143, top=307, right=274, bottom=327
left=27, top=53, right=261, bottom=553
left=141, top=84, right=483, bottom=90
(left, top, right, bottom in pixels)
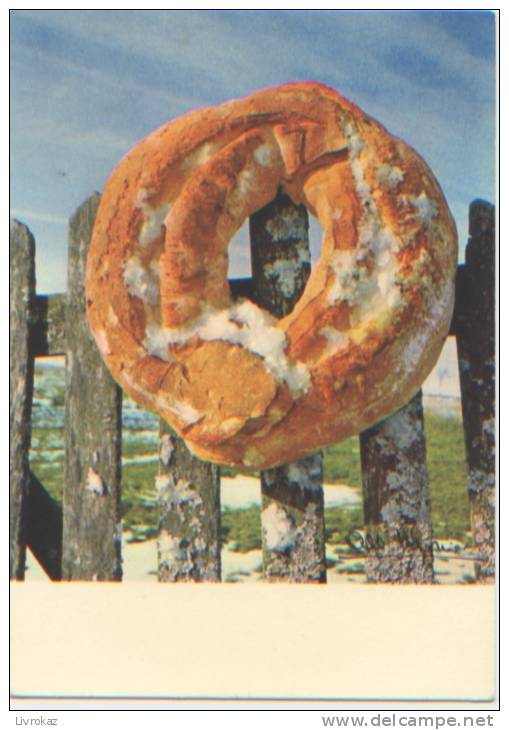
left=221, top=412, right=470, bottom=552
left=30, top=363, right=470, bottom=550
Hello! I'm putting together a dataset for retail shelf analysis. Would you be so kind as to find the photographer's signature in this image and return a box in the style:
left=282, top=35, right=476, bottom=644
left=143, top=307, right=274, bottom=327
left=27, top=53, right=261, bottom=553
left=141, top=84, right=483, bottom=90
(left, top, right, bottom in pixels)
left=345, top=527, right=475, bottom=559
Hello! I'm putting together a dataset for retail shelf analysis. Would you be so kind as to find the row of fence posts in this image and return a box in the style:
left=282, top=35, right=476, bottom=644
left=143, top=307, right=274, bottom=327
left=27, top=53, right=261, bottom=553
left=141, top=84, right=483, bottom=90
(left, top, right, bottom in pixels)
left=10, top=193, right=495, bottom=584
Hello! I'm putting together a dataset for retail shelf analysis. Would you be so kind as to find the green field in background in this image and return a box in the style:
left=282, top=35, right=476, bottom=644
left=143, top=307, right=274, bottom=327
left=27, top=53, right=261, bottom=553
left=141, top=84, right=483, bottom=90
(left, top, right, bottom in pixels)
left=30, top=365, right=470, bottom=550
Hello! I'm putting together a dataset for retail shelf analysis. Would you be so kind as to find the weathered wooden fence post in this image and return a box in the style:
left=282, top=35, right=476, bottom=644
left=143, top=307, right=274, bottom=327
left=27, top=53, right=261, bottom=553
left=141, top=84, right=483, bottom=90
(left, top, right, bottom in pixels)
left=62, top=194, right=123, bottom=581
left=250, top=191, right=326, bottom=582
left=455, top=200, right=495, bottom=583
left=157, top=421, right=221, bottom=581
left=359, top=390, right=434, bottom=583
left=10, top=220, right=36, bottom=580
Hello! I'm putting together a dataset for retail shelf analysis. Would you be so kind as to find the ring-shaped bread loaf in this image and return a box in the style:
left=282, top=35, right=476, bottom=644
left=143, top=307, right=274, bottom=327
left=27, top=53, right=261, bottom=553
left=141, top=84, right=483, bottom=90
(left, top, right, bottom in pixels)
left=86, top=82, right=457, bottom=469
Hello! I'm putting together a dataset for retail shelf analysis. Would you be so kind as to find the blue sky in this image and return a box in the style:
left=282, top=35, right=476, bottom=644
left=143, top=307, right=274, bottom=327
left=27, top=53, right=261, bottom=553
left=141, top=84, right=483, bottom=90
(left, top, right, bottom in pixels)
left=10, top=9, right=496, bottom=294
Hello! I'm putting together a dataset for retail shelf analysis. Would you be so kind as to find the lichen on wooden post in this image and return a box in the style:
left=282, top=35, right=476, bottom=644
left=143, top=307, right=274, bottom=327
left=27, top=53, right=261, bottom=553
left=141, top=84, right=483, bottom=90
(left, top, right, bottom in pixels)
left=260, top=453, right=325, bottom=582
left=455, top=200, right=495, bottom=583
left=62, top=194, right=123, bottom=581
left=359, top=390, right=434, bottom=583
left=249, top=190, right=326, bottom=583
left=157, top=421, right=221, bottom=582
left=10, top=220, right=36, bottom=580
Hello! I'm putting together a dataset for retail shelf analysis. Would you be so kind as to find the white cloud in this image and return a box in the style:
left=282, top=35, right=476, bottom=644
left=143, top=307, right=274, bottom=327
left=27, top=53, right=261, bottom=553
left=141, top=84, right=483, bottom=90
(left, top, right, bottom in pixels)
left=21, top=10, right=491, bottom=103
left=11, top=35, right=203, bottom=115
left=10, top=208, right=68, bottom=226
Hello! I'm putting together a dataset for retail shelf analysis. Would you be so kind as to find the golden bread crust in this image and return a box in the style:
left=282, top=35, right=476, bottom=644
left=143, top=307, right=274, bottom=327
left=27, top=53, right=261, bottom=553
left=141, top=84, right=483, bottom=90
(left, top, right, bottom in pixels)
left=86, top=82, right=457, bottom=469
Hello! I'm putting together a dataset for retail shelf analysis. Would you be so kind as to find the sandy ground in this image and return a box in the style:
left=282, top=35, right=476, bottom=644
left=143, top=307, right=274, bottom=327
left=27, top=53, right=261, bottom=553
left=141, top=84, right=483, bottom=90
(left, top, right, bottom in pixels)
left=24, top=475, right=476, bottom=585
left=25, top=539, right=476, bottom=584
left=221, top=476, right=361, bottom=508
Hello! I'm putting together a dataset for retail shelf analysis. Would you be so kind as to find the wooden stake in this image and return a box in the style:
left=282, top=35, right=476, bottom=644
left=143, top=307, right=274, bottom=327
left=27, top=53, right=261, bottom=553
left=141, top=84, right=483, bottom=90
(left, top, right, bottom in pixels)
left=157, top=422, right=221, bottom=582
left=62, top=194, right=123, bottom=581
left=455, top=200, right=496, bottom=583
left=10, top=220, right=36, bottom=580
left=359, top=391, right=434, bottom=583
left=249, top=190, right=326, bottom=582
